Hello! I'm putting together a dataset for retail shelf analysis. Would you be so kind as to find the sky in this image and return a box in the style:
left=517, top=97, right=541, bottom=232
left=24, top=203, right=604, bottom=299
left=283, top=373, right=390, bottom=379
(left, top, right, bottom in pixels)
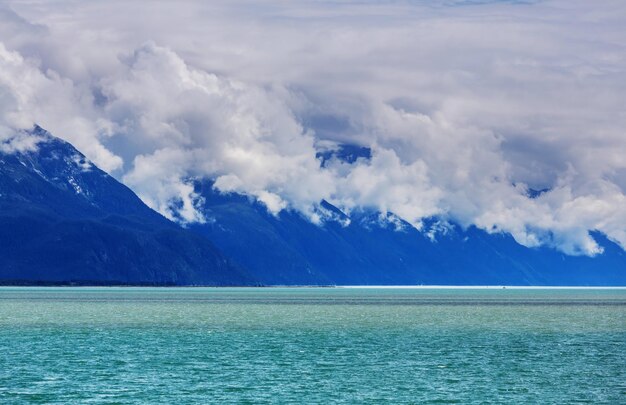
left=1, top=0, right=625, bottom=255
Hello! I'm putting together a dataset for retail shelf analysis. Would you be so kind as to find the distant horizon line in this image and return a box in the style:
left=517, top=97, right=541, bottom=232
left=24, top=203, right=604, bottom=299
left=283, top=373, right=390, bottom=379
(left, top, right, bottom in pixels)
left=338, top=285, right=626, bottom=289
left=0, top=285, right=625, bottom=289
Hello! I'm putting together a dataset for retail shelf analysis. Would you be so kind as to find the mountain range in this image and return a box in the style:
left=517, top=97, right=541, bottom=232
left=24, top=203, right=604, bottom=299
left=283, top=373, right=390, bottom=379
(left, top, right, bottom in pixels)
left=1, top=126, right=624, bottom=285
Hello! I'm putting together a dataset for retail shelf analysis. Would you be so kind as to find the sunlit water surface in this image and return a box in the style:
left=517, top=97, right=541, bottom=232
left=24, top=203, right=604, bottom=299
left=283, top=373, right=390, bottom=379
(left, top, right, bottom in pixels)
left=0, top=287, right=624, bottom=403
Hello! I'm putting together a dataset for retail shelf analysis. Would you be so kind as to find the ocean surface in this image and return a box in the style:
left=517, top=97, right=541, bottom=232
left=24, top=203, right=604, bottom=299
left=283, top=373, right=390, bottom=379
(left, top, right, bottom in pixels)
left=0, top=287, right=624, bottom=404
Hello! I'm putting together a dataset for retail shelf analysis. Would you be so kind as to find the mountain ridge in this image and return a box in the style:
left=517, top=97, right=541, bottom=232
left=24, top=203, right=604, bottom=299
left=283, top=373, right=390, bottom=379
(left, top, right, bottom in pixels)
left=0, top=126, right=253, bottom=285
left=189, top=179, right=626, bottom=286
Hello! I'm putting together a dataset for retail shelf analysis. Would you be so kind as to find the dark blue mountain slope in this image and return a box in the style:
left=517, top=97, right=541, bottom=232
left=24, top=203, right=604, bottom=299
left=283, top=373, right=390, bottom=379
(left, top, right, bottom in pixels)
left=190, top=180, right=626, bottom=286
left=2, top=128, right=624, bottom=286
left=0, top=126, right=252, bottom=285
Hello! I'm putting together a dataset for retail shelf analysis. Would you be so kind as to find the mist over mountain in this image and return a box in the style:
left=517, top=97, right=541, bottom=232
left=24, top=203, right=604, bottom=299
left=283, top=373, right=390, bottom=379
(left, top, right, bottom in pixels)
left=2, top=1, right=626, bottom=257
left=189, top=179, right=626, bottom=286
left=0, top=127, right=624, bottom=285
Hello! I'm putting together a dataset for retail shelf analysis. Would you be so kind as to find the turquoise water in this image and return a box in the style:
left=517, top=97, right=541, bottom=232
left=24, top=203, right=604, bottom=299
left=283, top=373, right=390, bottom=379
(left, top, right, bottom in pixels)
left=0, top=287, right=624, bottom=403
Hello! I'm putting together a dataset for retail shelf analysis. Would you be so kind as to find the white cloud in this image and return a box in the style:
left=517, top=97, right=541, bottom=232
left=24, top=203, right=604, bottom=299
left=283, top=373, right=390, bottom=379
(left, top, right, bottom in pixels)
left=1, top=0, right=626, bottom=255
left=0, top=41, right=122, bottom=171
left=102, top=43, right=335, bottom=222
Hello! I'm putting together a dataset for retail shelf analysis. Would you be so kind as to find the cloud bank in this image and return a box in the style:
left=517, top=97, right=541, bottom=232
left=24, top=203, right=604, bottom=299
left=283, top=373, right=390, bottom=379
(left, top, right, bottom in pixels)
left=1, top=0, right=625, bottom=255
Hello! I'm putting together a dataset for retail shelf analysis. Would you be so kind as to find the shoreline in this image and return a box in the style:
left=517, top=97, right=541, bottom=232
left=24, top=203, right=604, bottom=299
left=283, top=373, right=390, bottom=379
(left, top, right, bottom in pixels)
left=0, top=284, right=625, bottom=289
